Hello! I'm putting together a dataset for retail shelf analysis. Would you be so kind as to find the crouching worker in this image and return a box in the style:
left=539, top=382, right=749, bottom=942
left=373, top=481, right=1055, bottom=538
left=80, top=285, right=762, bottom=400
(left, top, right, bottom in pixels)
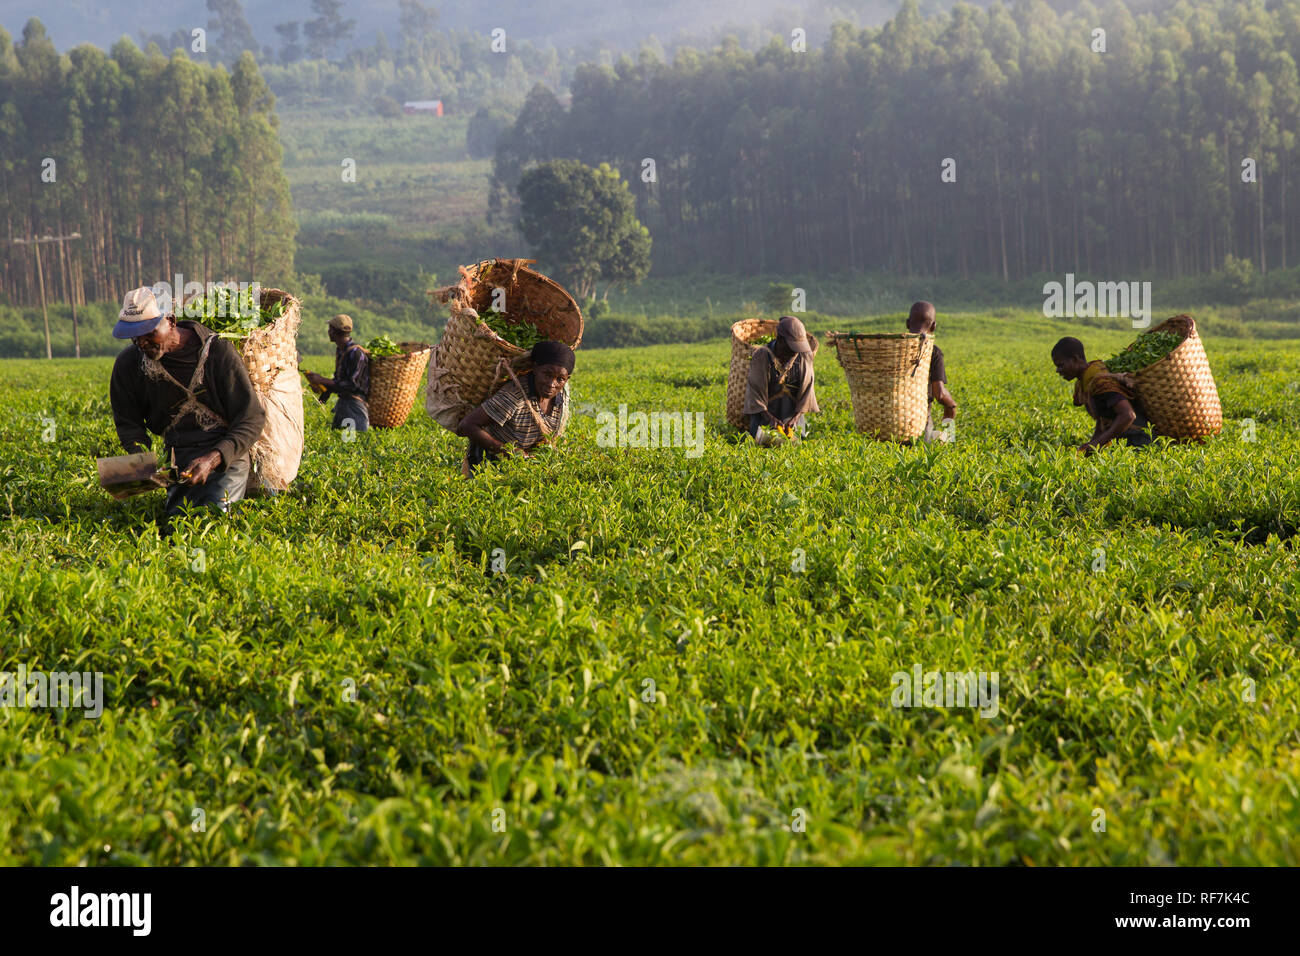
left=906, top=301, right=957, bottom=442
left=1051, top=336, right=1153, bottom=453
left=455, top=340, right=574, bottom=475
left=744, top=315, right=819, bottom=446
left=109, top=286, right=266, bottom=519
left=305, top=314, right=370, bottom=432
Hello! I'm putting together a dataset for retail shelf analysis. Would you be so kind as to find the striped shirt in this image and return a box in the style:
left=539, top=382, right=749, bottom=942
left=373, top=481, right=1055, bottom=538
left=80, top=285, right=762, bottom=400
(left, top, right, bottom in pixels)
left=480, top=376, right=570, bottom=450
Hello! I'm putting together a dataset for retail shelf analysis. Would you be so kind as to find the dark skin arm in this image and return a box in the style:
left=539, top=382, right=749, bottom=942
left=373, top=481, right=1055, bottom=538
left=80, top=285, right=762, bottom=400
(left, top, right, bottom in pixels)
left=932, top=380, right=956, bottom=420
left=1081, top=398, right=1137, bottom=454
left=305, top=329, right=348, bottom=393
left=455, top=389, right=558, bottom=458
left=305, top=371, right=347, bottom=394
left=758, top=408, right=803, bottom=430
left=182, top=450, right=224, bottom=485
left=456, top=406, right=523, bottom=456
left=305, top=368, right=343, bottom=394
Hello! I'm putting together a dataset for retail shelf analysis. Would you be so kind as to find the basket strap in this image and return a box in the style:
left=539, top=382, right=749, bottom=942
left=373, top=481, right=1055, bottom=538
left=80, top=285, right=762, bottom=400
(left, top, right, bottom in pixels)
left=910, top=333, right=927, bottom=377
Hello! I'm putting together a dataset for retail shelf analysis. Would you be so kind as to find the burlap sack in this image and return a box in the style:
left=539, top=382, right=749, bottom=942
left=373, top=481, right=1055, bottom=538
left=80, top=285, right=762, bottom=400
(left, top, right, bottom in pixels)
left=251, top=363, right=304, bottom=490
left=424, top=339, right=473, bottom=431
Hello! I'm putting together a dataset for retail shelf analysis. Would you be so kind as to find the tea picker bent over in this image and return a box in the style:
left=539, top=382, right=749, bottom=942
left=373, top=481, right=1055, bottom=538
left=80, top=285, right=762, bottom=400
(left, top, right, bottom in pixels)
left=455, top=340, right=574, bottom=475
left=906, top=301, right=957, bottom=442
left=744, top=315, right=819, bottom=446
left=305, top=314, right=370, bottom=432
left=108, top=286, right=266, bottom=517
left=1051, top=336, right=1153, bottom=453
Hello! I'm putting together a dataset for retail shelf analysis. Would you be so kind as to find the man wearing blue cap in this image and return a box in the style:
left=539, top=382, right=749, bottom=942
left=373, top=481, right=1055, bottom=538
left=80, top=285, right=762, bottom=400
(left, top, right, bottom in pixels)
left=108, top=286, right=266, bottom=518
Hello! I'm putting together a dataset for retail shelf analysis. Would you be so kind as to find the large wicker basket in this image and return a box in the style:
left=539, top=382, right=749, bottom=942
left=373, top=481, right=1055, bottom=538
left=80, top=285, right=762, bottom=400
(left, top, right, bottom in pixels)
left=829, top=332, right=933, bottom=441
left=368, top=342, right=431, bottom=428
left=240, top=288, right=301, bottom=389
left=725, top=319, right=779, bottom=429
left=425, top=258, right=583, bottom=431
left=1126, top=314, right=1222, bottom=440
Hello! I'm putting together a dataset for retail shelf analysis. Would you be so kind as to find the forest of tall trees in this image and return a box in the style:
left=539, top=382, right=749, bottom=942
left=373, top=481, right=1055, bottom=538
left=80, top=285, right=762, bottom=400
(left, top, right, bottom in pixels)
left=0, top=20, right=295, bottom=309
left=491, top=0, right=1300, bottom=280
left=8, top=0, right=1300, bottom=316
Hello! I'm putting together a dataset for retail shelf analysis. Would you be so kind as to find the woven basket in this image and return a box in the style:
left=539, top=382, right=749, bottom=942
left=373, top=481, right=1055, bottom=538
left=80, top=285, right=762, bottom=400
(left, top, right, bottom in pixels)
left=240, top=288, right=301, bottom=390
left=1128, top=314, right=1222, bottom=440
left=829, top=332, right=933, bottom=441
left=425, top=258, right=583, bottom=431
left=725, top=319, right=779, bottom=429
left=368, top=341, right=431, bottom=428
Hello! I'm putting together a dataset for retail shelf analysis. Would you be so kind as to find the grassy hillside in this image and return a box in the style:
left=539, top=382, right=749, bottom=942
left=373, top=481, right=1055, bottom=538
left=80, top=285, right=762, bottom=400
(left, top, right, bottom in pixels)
left=279, top=110, right=511, bottom=287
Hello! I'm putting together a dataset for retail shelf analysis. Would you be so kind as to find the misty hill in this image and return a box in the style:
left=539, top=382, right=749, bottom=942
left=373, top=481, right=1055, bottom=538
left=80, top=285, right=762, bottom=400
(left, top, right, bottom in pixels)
left=7, top=0, right=933, bottom=55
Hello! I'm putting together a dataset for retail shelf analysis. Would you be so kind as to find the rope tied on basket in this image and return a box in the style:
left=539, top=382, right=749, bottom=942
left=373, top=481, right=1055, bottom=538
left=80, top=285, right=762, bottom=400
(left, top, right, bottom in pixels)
left=507, top=258, right=535, bottom=287
left=773, top=349, right=799, bottom=393
left=909, top=332, right=928, bottom=377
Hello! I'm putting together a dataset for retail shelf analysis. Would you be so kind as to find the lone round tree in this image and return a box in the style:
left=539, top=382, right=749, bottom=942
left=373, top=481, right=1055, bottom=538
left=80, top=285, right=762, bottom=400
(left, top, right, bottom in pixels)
left=517, top=159, right=651, bottom=302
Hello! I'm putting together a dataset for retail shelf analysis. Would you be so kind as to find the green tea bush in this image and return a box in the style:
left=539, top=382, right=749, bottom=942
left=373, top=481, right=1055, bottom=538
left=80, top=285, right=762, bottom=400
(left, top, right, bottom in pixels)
left=1, top=316, right=1296, bottom=865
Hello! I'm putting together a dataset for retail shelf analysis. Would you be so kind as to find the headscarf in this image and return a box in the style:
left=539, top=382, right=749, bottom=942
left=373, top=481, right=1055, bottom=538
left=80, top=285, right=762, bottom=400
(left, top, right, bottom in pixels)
left=530, top=340, right=576, bottom=373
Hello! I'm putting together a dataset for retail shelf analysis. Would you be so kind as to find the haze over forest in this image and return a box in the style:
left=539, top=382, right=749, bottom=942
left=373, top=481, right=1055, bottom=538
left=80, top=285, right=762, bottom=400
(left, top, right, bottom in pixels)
left=3, top=0, right=1173, bottom=58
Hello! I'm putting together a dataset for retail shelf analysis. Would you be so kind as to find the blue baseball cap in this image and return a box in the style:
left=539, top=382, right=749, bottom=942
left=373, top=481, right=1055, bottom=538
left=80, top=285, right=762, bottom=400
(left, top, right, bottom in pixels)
left=113, top=287, right=166, bottom=339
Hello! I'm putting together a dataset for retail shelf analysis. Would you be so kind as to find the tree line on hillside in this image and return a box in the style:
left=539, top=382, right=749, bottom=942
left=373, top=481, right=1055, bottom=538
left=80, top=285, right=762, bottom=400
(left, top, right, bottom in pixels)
left=142, top=0, right=382, bottom=66
left=263, top=31, right=563, bottom=116
left=491, top=0, right=1300, bottom=281
left=0, top=20, right=295, bottom=310
left=138, top=0, right=566, bottom=115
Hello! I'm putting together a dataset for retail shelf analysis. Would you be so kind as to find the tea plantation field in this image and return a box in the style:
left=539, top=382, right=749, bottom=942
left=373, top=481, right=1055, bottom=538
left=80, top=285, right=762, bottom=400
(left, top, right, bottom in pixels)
left=1, top=312, right=1298, bottom=865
